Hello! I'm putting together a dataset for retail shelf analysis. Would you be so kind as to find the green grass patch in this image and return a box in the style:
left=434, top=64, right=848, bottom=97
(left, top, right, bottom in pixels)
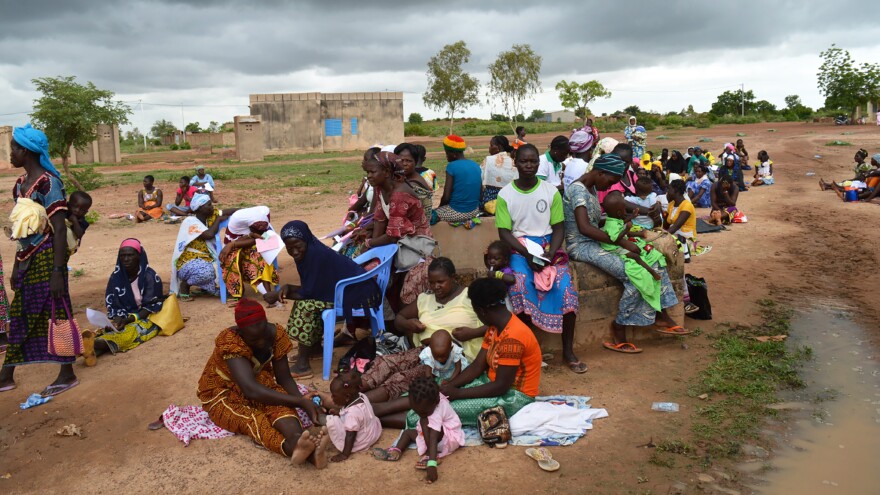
left=736, top=132, right=747, bottom=137
left=687, top=300, right=810, bottom=464
left=655, top=135, right=670, bottom=140
left=698, top=137, right=713, bottom=142
left=825, top=140, right=852, bottom=146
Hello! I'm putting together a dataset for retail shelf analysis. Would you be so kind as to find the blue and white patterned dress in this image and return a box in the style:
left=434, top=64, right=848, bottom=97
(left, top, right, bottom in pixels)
left=562, top=182, right=677, bottom=326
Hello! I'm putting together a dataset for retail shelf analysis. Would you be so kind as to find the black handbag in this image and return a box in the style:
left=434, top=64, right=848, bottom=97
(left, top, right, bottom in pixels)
left=685, top=274, right=712, bottom=320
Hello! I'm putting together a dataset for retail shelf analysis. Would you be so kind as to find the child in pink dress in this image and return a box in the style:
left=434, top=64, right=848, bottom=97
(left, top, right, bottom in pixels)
left=324, top=371, right=382, bottom=462
left=372, top=376, right=465, bottom=483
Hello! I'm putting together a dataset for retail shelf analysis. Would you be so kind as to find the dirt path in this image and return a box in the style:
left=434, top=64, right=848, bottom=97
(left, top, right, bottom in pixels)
left=0, top=122, right=877, bottom=494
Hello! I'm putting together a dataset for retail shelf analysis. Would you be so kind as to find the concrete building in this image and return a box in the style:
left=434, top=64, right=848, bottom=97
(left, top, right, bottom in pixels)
left=539, top=110, right=576, bottom=123
left=249, top=92, right=404, bottom=153
left=160, top=131, right=236, bottom=147
left=70, top=124, right=121, bottom=164
left=0, top=126, right=11, bottom=168
left=234, top=115, right=264, bottom=162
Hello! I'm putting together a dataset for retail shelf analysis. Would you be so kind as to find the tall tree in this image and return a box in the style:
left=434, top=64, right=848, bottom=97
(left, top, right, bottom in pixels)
left=710, top=89, right=755, bottom=116
left=423, top=41, right=481, bottom=133
left=487, top=44, right=542, bottom=132
left=150, top=119, right=177, bottom=137
left=783, top=94, right=813, bottom=120
left=184, top=122, right=202, bottom=133
left=555, top=80, right=611, bottom=120
left=816, top=44, right=880, bottom=115
left=30, top=76, right=131, bottom=190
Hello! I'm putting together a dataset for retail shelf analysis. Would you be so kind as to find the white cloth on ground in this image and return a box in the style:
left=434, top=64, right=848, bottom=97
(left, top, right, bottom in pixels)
left=509, top=401, right=609, bottom=437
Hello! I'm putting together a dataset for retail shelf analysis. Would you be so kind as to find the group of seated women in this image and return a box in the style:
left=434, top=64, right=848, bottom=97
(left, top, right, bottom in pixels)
left=819, top=149, right=880, bottom=203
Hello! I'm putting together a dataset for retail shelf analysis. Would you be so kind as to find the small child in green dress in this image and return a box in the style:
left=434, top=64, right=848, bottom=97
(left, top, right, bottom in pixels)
left=600, top=191, right=666, bottom=311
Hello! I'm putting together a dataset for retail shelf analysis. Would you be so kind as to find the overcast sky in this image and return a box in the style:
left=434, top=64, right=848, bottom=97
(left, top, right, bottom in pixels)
left=1, top=0, right=879, bottom=134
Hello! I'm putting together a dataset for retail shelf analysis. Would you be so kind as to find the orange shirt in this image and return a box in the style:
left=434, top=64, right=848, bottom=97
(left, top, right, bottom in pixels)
left=481, top=315, right=542, bottom=397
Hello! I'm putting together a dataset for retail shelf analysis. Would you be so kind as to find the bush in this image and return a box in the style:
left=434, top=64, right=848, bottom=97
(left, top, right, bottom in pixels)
left=68, top=166, right=105, bottom=191
left=170, top=144, right=179, bottom=150
left=408, top=113, right=423, bottom=124
left=180, top=142, right=192, bottom=150
left=85, top=210, right=100, bottom=224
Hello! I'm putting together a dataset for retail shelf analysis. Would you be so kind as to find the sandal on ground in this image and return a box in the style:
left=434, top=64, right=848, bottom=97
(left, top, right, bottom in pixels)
left=525, top=447, right=560, bottom=472
left=567, top=361, right=588, bottom=374
left=684, top=303, right=700, bottom=314
left=602, top=342, right=643, bottom=354
left=40, top=379, right=80, bottom=398
left=415, top=455, right=442, bottom=470
left=291, top=370, right=314, bottom=380
left=178, top=293, right=193, bottom=302
left=372, top=447, right=401, bottom=461
left=147, top=416, right=165, bottom=431
left=541, top=352, right=554, bottom=361
left=655, top=325, right=692, bottom=336
left=0, top=382, right=16, bottom=393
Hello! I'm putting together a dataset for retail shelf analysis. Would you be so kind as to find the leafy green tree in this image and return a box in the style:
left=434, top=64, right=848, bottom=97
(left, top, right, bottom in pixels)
left=555, top=80, right=611, bottom=121
left=817, top=44, right=880, bottom=115
left=710, top=89, right=755, bottom=116
left=487, top=44, right=542, bottom=131
left=184, top=122, right=202, bottom=133
left=526, top=109, right=546, bottom=122
left=753, top=100, right=777, bottom=114
left=30, top=76, right=131, bottom=190
left=423, top=41, right=481, bottom=133
left=407, top=113, right=423, bottom=124
left=124, top=127, right=142, bottom=142
left=205, top=121, right=220, bottom=133
left=783, top=95, right=813, bottom=120
left=623, top=105, right=641, bottom=117
left=151, top=119, right=177, bottom=137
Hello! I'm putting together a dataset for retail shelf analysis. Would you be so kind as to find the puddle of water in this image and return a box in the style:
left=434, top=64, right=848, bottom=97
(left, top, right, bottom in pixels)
left=755, top=309, right=880, bottom=494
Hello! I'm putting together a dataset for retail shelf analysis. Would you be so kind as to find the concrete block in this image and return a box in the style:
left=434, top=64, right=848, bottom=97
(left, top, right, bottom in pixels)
left=282, top=93, right=293, bottom=101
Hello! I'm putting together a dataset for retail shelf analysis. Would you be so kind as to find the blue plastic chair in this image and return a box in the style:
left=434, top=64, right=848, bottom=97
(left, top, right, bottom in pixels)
left=320, top=244, right=398, bottom=380
left=214, top=219, right=280, bottom=304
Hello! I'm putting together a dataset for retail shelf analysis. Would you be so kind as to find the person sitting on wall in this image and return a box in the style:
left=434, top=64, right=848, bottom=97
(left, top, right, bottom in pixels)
left=433, top=135, right=482, bottom=229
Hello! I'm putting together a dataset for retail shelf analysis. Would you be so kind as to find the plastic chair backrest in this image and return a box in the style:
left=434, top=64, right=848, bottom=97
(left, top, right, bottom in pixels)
left=333, top=244, right=398, bottom=309
left=214, top=218, right=230, bottom=303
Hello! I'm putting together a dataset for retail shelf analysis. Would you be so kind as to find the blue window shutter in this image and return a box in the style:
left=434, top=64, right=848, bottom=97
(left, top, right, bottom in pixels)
left=350, top=118, right=358, bottom=135
left=324, top=119, right=342, bottom=137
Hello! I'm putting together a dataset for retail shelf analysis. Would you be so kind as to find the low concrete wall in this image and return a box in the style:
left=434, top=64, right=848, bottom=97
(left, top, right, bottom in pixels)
left=0, top=126, right=11, bottom=169
left=162, top=132, right=235, bottom=147
left=234, top=115, right=264, bottom=162
left=432, top=217, right=684, bottom=352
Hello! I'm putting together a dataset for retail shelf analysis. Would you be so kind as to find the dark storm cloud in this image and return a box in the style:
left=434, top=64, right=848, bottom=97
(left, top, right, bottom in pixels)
left=0, top=0, right=878, bottom=117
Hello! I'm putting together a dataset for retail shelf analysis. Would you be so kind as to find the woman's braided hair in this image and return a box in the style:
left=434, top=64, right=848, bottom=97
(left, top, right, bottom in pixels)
left=408, top=375, right=439, bottom=406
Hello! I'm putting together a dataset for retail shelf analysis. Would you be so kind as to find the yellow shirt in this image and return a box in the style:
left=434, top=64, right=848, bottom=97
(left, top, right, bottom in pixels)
left=413, top=289, right=483, bottom=362
left=667, top=199, right=696, bottom=238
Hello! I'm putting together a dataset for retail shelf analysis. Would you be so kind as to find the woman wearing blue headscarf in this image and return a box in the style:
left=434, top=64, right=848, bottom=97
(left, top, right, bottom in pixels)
left=0, top=124, right=78, bottom=396
left=265, top=221, right=380, bottom=379
left=563, top=153, right=687, bottom=355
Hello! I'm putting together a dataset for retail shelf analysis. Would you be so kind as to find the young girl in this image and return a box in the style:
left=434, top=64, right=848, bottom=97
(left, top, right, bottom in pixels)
left=323, top=370, right=382, bottom=462
left=484, top=240, right=515, bottom=285
left=664, top=179, right=697, bottom=262
left=752, top=150, right=774, bottom=186
left=419, top=329, right=468, bottom=384
left=373, top=376, right=464, bottom=483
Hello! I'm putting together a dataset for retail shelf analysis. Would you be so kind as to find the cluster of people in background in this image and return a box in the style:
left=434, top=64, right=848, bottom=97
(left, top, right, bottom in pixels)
left=819, top=149, right=880, bottom=203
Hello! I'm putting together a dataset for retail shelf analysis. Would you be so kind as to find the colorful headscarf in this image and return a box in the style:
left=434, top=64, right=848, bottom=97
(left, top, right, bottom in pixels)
left=375, top=151, right=404, bottom=176
left=119, top=238, right=142, bottom=252
left=234, top=298, right=266, bottom=328
left=443, top=135, right=466, bottom=153
left=189, top=193, right=211, bottom=211
left=593, top=153, right=626, bottom=176
left=12, top=123, right=60, bottom=177
left=569, top=128, right=595, bottom=153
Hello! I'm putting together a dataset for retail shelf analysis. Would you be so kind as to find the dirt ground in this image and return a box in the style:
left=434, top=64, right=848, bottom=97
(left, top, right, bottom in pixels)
left=0, top=122, right=877, bottom=494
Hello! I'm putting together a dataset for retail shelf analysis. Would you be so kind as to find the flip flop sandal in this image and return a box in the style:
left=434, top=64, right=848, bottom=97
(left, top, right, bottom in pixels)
left=415, top=455, right=442, bottom=470
left=147, top=416, right=165, bottom=431
left=0, top=383, right=17, bottom=393
left=541, top=352, right=555, bottom=361
left=655, top=325, right=692, bottom=336
left=40, top=379, right=80, bottom=398
left=525, top=447, right=560, bottom=472
left=567, top=361, right=588, bottom=374
left=178, top=293, right=193, bottom=302
left=684, top=303, right=700, bottom=314
left=602, top=342, right=643, bottom=354
left=372, top=447, right=401, bottom=461
left=291, top=370, right=314, bottom=380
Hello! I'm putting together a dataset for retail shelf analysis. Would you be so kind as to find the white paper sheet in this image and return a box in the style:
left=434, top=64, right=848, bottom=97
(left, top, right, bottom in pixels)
left=86, top=308, right=114, bottom=329
left=522, top=238, right=550, bottom=262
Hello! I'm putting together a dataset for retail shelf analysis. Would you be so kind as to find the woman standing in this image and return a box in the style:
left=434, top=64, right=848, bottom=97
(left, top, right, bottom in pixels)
left=0, top=124, right=77, bottom=396
left=267, top=221, right=380, bottom=379
left=219, top=206, right=279, bottom=304
left=495, top=144, right=582, bottom=373
left=563, top=153, right=687, bottom=355
left=362, top=151, right=434, bottom=307
left=480, top=136, right=518, bottom=210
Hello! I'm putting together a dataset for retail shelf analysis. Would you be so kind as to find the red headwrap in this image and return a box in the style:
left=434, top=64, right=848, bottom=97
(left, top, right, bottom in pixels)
left=235, top=298, right=266, bottom=328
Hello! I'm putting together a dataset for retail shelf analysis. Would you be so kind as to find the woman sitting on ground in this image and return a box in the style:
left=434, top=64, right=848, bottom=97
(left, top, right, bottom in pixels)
left=135, top=175, right=164, bottom=222
left=819, top=149, right=877, bottom=194
left=266, top=220, right=381, bottom=380
left=495, top=143, right=582, bottom=373
left=81, top=239, right=181, bottom=364
left=686, top=165, right=712, bottom=208
left=394, top=143, right=434, bottom=222
left=219, top=206, right=279, bottom=304
left=751, top=150, right=774, bottom=186
left=197, top=299, right=327, bottom=467
left=710, top=174, right=739, bottom=224
left=480, top=135, right=518, bottom=211
left=563, top=153, right=687, bottom=354
left=166, top=176, right=198, bottom=216
left=665, top=149, right=688, bottom=178
left=357, top=258, right=483, bottom=408
left=719, top=155, right=747, bottom=191
left=434, top=135, right=482, bottom=226
left=171, top=194, right=238, bottom=301
left=360, top=151, right=434, bottom=308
